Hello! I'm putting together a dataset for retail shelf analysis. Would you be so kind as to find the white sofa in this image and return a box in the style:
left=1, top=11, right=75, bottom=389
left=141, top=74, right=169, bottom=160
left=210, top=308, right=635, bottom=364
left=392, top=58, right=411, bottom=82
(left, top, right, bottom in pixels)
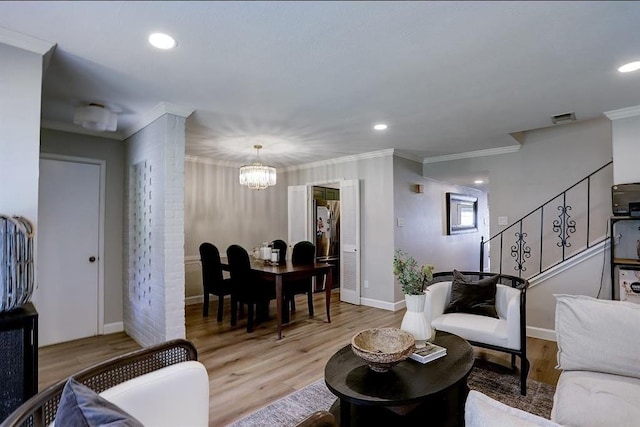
left=465, top=294, right=640, bottom=427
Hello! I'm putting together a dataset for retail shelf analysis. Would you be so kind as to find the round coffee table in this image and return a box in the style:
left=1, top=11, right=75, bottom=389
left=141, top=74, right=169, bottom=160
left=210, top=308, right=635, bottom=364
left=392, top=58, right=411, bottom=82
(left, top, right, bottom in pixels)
left=324, top=331, right=473, bottom=426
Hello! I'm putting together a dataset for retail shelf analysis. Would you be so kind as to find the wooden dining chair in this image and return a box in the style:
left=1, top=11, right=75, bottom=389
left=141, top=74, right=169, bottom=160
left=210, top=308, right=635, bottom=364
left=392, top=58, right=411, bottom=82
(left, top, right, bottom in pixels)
left=283, top=241, right=316, bottom=323
left=226, top=244, right=276, bottom=332
left=199, top=242, right=234, bottom=321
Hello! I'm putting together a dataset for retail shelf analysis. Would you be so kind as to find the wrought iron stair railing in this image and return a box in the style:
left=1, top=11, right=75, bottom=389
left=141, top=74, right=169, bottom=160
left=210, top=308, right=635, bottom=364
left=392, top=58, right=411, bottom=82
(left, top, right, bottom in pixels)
left=480, top=161, right=613, bottom=279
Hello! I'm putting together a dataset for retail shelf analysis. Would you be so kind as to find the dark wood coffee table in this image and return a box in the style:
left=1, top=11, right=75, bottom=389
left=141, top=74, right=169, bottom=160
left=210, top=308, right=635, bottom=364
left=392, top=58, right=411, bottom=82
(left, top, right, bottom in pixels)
left=324, top=331, right=473, bottom=426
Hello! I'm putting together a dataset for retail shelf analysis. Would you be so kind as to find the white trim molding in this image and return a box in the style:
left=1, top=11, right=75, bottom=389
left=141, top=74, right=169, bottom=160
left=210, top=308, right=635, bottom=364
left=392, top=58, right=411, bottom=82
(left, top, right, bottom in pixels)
left=104, top=322, right=124, bottom=334
left=604, top=105, right=640, bottom=120
left=284, top=149, right=394, bottom=172
left=124, top=102, right=195, bottom=139
left=528, top=238, right=610, bottom=288
left=526, top=326, right=556, bottom=342
left=0, top=27, right=56, bottom=55
left=360, top=297, right=403, bottom=312
left=423, top=145, right=521, bottom=164
left=41, top=120, right=125, bottom=141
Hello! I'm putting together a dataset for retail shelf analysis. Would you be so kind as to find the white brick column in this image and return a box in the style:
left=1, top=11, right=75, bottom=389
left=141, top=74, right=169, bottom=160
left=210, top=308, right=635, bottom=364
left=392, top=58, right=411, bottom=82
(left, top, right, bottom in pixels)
left=123, top=112, right=187, bottom=346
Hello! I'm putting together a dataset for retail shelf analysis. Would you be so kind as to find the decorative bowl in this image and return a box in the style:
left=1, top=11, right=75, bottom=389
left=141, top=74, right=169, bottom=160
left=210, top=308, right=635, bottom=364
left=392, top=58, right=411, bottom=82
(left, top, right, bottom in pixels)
left=351, top=327, right=416, bottom=373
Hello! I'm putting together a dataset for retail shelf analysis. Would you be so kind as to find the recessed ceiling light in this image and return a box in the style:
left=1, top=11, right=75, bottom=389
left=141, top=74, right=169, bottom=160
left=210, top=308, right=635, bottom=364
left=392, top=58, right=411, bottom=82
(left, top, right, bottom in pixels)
left=474, top=180, right=484, bottom=184
left=618, top=61, right=640, bottom=73
left=373, top=123, right=388, bottom=131
left=149, top=32, right=176, bottom=50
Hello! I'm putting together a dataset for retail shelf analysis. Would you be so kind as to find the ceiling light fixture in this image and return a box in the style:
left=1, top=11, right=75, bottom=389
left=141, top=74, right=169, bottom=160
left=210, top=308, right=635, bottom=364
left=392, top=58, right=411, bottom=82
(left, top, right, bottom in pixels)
left=474, top=180, right=484, bottom=184
left=73, top=103, right=117, bottom=132
left=618, top=61, right=640, bottom=73
left=239, top=144, right=276, bottom=190
left=148, top=32, right=176, bottom=50
left=373, top=123, right=388, bottom=131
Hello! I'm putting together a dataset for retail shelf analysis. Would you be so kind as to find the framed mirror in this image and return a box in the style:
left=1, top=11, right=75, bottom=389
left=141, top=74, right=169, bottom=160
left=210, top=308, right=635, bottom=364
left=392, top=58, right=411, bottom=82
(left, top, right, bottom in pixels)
left=446, top=193, right=478, bottom=235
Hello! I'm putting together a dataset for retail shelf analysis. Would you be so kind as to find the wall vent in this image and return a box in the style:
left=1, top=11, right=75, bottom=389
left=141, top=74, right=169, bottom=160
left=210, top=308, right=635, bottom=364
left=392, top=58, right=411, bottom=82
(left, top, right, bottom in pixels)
left=551, top=112, right=576, bottom=124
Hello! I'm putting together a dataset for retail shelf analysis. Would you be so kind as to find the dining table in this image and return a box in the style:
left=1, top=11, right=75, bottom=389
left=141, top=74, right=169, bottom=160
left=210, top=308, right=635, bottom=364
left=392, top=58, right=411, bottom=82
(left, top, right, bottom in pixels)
left=220, top=257, right=334, bottom=339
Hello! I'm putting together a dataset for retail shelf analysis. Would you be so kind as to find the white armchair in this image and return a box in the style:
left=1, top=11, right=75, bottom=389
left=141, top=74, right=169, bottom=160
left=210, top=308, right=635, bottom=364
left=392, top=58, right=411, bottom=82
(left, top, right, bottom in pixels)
left=425, top=271, right=529, bottom=395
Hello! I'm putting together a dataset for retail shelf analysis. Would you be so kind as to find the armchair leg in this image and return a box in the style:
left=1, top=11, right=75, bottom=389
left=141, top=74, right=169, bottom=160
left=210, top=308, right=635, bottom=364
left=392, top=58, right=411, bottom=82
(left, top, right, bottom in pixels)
left=216, top=296, right=224, bottom=322
left=520, top=356, right=530, bottom=396
left=203, top=293, right=210, bottom=317
left=511, top=354, right=516, bottom=370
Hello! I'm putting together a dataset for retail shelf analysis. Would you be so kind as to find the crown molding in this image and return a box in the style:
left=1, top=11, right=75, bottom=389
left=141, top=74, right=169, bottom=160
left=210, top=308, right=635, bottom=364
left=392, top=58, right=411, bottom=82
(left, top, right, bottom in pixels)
left=41, top=120, right=124, bottom=141
left=422, top=145, right=521, bottom=164
left=124, top=102, right=195, bottom=139
left=284, top=148, right=395, bottom=172
left=184, top=155, right=241, bottom=168
left=604, top=105, right=640, bottom=120
left=0, top=27, right=56, bottom=55
left=392, top=150, right=424, bottom=163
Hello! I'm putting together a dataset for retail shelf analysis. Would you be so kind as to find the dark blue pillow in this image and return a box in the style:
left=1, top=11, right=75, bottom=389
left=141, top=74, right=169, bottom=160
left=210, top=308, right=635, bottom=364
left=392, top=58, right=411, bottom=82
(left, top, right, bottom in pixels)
left=55, top=378, right=143, bottom=427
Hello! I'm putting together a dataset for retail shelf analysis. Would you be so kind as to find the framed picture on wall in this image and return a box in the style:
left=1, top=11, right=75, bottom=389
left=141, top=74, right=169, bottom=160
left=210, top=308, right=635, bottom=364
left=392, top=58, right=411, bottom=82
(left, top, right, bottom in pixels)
left=446, top=193, right=478, bottom=235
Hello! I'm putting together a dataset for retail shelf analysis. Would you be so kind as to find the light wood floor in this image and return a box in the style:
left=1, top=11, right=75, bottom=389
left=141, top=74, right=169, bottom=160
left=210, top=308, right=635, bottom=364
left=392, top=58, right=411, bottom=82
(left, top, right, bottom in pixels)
left=38, top=290, right=560, bottom=426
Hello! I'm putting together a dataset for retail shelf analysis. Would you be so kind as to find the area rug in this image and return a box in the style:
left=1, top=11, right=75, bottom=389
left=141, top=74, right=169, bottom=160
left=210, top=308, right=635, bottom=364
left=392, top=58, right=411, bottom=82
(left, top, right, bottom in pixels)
left=228, top=363, right=556, bottom=426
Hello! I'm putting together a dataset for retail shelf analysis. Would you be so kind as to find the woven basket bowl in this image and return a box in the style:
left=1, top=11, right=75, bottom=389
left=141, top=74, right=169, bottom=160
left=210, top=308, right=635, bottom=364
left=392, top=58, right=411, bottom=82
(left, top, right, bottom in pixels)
left=351, top=327, right=416, bottom=373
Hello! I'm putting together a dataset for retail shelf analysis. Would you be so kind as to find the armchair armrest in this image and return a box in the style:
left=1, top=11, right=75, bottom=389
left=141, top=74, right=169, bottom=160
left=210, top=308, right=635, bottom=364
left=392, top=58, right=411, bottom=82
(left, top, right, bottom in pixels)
left=424, top=281, right=452, bottom=322
left=496, top=285, right=521, bottom=349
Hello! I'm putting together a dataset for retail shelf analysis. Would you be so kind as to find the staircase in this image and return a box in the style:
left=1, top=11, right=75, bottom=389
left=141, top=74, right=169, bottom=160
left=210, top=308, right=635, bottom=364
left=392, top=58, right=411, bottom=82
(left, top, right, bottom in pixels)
left=480, top=161, right=613, bottom=281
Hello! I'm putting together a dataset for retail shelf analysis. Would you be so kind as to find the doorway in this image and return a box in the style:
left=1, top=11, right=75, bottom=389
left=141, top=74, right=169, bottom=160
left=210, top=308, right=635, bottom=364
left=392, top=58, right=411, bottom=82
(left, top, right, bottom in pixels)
left=33, top=155, right=105, bottom=347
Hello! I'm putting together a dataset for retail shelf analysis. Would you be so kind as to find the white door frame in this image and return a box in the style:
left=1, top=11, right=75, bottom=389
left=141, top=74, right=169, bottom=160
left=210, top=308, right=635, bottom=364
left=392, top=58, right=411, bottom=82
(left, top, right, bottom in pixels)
left=39, top=153, right=106, bottom=335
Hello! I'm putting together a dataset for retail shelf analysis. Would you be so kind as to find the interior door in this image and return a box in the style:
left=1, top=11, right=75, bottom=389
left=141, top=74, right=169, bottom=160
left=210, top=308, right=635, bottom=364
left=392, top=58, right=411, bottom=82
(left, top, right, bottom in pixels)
left=339, top=179, right=361, bottom=304
left=33, top=157, right=103, bottom=346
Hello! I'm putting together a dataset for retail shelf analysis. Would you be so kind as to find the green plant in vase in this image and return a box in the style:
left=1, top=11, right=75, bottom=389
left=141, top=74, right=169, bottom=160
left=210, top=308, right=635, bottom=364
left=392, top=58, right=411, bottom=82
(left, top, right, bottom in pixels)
left=393, top=249, right=435, bottom=347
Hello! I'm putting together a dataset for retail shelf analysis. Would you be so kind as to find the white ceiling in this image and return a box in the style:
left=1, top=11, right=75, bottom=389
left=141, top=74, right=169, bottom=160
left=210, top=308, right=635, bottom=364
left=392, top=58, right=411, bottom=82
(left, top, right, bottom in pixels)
left=2, top=1, right=640, bottom=178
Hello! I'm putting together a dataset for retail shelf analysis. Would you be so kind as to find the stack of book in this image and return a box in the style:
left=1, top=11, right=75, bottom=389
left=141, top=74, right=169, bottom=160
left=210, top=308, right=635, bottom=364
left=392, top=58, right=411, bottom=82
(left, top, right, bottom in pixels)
left=409, top=342, right=447, bottom=364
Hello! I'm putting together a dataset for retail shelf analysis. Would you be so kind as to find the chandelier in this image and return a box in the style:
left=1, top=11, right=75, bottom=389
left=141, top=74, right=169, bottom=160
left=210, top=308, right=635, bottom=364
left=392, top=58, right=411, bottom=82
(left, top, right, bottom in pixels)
left=239, top=144, right=276, bottom=190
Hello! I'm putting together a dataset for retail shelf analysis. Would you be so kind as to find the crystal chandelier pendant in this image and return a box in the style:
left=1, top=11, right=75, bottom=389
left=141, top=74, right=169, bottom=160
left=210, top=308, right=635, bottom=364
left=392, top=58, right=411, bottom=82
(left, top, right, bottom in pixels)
left=239, top=145, right=276, bottom=190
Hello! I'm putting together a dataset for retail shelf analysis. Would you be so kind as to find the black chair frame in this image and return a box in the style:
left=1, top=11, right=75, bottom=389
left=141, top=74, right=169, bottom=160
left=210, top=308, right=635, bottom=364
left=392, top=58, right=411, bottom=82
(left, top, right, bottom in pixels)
left=428, top=271, right=530, bottom=395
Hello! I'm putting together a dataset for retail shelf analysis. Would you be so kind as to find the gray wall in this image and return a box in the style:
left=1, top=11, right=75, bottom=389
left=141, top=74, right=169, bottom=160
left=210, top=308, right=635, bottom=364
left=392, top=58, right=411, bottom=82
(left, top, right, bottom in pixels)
left=40, top=129, right=125, bottom=324
left=0, top=43, right=42, bottom=233
left=611, top=114, right=640, bottom=184
left=393, top=156, right=488, bottom=302
left=286, top=153, right=396, bottom=305
left=422, top=117, right=613, bottom=331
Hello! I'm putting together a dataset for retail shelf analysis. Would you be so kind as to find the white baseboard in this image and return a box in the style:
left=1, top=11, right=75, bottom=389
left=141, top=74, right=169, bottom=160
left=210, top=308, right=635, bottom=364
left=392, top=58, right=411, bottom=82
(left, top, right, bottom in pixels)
left=186, top=295, right=203, bottom=306
left=526, top=326, right=556, bottom=342
left=103, top=322, right=124, bottom=334
left=360, top=297, right=400, bottom=311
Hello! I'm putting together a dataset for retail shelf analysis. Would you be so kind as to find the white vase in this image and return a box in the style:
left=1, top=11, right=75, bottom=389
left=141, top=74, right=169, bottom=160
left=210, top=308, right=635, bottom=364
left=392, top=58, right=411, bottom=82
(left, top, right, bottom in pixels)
left=400, top=293, right=433, bottom=348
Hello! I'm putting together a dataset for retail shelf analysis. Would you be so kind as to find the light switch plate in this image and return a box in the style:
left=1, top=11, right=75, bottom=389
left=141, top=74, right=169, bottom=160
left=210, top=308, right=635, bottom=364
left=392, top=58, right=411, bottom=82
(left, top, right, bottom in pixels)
left=397, top=218, right=405, bottom=227
left=498, top=216, right=508, bottom=226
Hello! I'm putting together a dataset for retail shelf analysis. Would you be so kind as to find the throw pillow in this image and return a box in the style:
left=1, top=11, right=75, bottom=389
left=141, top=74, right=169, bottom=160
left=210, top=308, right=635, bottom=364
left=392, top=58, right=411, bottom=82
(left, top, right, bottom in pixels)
left=555, top=294, right=640, bottom=379
left=444, top=270, right=499, bottom=318
left=55, top=378, right=144, bottom=427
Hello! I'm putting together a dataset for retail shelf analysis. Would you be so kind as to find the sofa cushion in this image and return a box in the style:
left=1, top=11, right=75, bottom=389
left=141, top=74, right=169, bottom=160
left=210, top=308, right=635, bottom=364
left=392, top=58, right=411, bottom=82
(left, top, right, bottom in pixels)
left=432, top=312, right=510, bottom=348
left=465, top=390, right=560, bottom=427
left=555, top=294, right=640, bottom=379
left=552, top=370, right=640, bottom=427
left=55, top=378, right=143, bottom=427
left=444, top=270, right=499, bottom=318
left=99, top=360, right=209, bottom=427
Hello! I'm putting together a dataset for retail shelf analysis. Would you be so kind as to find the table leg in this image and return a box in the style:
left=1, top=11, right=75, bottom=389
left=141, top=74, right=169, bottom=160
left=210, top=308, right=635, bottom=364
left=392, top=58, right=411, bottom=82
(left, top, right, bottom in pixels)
left=340, top=399, right=350, bottom=426
left=325, top=267, right=332, bottom=323
left=276, top=275, right=283, bottom=339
